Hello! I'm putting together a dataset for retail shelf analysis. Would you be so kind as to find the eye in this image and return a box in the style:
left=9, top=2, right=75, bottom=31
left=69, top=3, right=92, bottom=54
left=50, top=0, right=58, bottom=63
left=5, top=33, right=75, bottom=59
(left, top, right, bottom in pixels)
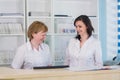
left=76, top=25, right=82, bottom=28
left=42, top=34, right=46, bottom=37
left=34, top=32, right=37, bottom=34
left=79, top=26, right=82, bottom=28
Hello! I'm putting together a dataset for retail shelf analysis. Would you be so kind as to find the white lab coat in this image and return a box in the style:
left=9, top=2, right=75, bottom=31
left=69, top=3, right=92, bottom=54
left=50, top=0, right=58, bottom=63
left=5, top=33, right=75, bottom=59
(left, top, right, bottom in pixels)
left=11, top=41, right=51, bottom=69
left=65, top=36, right=103, bottom=70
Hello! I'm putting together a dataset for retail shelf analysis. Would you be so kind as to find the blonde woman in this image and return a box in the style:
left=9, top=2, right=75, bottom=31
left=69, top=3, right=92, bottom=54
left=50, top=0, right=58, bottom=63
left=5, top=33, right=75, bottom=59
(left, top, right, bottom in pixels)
left=11, top=21, right=51, bottom=69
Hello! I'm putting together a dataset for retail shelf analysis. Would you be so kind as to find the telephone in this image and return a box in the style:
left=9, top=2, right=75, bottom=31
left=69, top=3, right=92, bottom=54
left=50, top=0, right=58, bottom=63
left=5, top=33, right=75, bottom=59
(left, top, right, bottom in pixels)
left=113, top=54, right=120, bottom=65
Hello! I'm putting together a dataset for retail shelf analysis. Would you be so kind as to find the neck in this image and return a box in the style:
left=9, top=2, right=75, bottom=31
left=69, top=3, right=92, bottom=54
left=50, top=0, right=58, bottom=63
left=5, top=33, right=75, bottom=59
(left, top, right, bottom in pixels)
left=30, top=39, right=40, bottom=50
left=80, top=34, right=89, bottom=42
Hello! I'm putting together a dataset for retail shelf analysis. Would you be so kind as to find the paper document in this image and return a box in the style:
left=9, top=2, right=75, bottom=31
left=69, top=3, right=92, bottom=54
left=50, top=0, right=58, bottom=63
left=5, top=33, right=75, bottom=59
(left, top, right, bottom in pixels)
left=66, top=65, right=120, bottom=71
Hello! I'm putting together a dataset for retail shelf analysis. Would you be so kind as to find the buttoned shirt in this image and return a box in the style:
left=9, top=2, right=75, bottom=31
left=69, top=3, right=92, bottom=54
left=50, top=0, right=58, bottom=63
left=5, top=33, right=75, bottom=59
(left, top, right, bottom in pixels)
left=11, top=41, right=51, bottom=69
left=65, top=36, right=103, bottom=70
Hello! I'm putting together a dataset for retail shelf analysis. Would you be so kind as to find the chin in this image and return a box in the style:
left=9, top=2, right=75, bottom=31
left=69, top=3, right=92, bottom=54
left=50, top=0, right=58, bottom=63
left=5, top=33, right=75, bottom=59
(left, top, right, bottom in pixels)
left=78, top=33, right=81, bottom=35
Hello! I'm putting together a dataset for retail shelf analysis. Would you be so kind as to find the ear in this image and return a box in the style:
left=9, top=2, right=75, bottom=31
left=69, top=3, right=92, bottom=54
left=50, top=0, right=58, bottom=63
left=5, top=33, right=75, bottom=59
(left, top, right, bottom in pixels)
left=32, top=32, right=36, bottom=38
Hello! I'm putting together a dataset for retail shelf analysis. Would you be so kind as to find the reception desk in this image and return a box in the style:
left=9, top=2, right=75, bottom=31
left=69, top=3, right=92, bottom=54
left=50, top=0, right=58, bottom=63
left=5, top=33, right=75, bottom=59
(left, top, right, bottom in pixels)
left=0, top=67, right=120, bottom=80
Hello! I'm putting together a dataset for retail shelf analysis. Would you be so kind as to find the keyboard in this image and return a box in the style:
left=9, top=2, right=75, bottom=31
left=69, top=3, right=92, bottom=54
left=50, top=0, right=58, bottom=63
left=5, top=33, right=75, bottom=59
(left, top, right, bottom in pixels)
left=33, top=65, right=69, bottom=69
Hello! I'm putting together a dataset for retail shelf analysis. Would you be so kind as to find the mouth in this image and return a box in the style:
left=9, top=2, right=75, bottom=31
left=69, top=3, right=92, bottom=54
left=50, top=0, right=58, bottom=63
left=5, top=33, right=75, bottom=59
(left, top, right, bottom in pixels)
left=77, top=31, right=82, bottom=34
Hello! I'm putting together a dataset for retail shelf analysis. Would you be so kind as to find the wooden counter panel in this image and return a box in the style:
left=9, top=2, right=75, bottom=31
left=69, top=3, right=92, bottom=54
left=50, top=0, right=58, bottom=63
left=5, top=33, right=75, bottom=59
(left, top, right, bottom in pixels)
left=0, top=67, right=120, bottom=80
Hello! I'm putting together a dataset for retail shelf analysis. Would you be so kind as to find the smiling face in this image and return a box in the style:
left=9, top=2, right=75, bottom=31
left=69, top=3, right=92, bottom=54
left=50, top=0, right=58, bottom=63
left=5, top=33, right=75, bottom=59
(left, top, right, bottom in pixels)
left=74, top=15, right=94, bottom=40
left=32, top=31, right=47, bottom=44
left=27, top=21, right=48, bottom=41
left=75, top=20, right=88, bottom=36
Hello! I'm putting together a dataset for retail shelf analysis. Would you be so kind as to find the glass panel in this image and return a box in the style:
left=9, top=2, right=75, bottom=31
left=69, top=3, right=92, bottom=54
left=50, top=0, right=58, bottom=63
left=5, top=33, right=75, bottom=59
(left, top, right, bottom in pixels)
left=0, top=36, right=24, bottom=65
left=27, top=0, right=51, bottom=16
left=54, top=18, right=76, bottom=34
left=54, top=35, right=74, bottom=65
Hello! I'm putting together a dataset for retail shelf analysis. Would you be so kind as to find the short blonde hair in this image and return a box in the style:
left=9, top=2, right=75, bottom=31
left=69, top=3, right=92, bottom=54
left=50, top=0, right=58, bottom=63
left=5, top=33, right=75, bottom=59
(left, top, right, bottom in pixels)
left=27, top=21, right=48, bottom=41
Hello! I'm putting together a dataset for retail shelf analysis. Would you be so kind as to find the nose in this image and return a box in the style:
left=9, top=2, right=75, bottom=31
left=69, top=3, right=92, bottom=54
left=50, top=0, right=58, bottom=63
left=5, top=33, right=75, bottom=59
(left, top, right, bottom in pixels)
left=43, top=35, right=46, bottom=38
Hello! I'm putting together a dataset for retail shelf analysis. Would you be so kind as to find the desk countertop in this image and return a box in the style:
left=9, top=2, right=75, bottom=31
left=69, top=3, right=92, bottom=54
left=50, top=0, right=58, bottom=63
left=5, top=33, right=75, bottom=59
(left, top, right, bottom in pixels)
left=0, top=67, right=120, bottom=80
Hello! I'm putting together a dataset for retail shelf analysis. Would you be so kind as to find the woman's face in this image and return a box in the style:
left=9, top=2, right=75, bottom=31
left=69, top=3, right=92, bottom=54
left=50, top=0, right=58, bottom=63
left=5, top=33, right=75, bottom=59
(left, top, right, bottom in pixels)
left=32, top=31, right=47, bottom=44
left=75, top=21, right=87, bottom=36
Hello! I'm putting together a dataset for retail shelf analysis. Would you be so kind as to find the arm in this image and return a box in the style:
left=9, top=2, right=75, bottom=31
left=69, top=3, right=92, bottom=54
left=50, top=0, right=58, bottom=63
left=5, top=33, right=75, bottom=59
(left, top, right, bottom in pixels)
left=64, top=38, right=78, bottom=65
left=94, top=41, right=103, bottom=67
left=48, top=47, right=52, bottom=66
left=11, top=46, right=25, bottom=69
left=44, top=44, right=52, bottom=66
left=64, top=47, right=70, bottom=65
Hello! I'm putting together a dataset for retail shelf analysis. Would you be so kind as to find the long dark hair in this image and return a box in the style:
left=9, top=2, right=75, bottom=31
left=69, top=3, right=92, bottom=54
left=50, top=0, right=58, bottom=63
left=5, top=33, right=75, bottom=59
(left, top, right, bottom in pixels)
left=74, top=15, right=94, bottom=40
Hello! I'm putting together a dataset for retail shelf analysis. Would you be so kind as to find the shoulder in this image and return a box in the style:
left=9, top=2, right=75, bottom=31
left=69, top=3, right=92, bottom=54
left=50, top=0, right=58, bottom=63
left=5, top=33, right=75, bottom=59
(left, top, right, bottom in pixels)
left=17, top=43, right=26, bottom=50
left=41, top=43, right=50, bottom=54
left=41, top=43, right=50, bottom=49
left=17, top=42, right=28, bottom=52
left=68, top=38, right=79, bottom=47
left=90, top=36, right=101, bottom=45
left=69, top=38, right=78, bottom=43
left=14, top=43, right=28, bottom=58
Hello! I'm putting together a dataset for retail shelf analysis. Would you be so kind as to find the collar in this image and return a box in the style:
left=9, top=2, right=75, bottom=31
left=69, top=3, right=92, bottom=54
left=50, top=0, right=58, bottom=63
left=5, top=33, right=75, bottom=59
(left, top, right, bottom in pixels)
left=26, top=41, right=44, bottom=51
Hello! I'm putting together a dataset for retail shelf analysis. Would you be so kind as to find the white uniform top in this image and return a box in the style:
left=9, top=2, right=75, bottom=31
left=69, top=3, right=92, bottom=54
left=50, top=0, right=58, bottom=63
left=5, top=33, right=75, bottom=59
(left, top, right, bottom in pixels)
left=65, top=36, right=103, bottom=70
left=11, top=41, right=51, bottom=69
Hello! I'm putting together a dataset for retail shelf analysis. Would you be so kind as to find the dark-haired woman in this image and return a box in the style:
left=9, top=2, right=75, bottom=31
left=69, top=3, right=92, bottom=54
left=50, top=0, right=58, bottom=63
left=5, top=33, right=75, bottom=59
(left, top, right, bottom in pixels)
left=65, top=15, right=103, bottom=71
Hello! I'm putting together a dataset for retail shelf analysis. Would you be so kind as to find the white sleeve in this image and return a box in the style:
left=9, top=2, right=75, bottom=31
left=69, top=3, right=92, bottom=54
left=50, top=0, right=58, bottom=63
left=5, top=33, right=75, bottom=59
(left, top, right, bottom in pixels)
left=11, top=46, right=25, bottom=69
left=47, top=46, right=52, bottom=65
left=94, top=41, right=103, bottom=67
left=44, top=44, right=52, bottom=66
left=64, top=47, right=70, bottom=65
left=64, top=39, right=76, bottom=65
